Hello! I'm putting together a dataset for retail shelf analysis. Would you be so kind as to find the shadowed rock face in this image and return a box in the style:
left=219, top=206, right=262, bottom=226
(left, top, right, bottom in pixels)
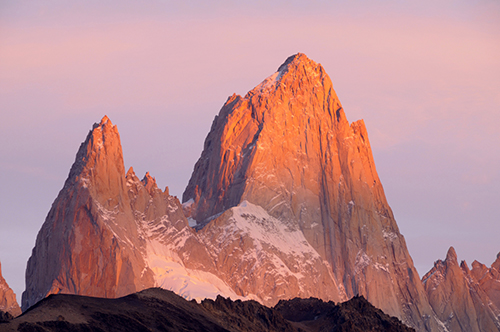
left=422, top=247, right=500, bottom=332
left=2, top=288, right=414, bottom=332
left=183, top=53, right=440, bottom=331
left=0, top=261, right=21, bottom=317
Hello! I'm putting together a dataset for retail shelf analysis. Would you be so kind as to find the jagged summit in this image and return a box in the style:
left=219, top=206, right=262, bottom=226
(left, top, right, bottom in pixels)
left=183, top=53, right=347, bottom=224
left=445, top=246, right=458, bottom=263
left=66, top=115, right=125, bottom=205
left=23, top=116, right=153, bottom=311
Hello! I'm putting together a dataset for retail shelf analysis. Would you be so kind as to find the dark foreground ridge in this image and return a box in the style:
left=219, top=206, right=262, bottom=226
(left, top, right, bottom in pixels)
left=0, top=288, right=414, bottom=332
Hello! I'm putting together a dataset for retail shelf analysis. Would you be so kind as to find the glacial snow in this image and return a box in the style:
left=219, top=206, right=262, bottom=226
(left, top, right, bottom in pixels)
left=145, top=239, right=245, bottom=303
left=230, top=200, right=317, bottom=256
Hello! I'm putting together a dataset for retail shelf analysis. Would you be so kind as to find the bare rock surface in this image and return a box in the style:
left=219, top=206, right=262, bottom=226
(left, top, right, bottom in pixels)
left=422, top=247, right=500, bottom=332
left=471, top=253, right=500, bottom=310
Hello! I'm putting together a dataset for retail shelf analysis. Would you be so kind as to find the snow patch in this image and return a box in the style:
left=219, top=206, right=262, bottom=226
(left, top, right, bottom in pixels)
left=355, top=250, right=371, bottom=274
left=374, top=262, right=390, bottom=273
left=182, top=199, right=194, bottom=209
left=79, top=177, right=90, bottom=189
left=187, top=218, right=197, bottom=227
left=382, top=230, right=398, bottom=242
left=231, top=201, right=315, bottom=255
left=254, top=70, right=283, bottom=93
left=144, top=233, right=248, bottom=303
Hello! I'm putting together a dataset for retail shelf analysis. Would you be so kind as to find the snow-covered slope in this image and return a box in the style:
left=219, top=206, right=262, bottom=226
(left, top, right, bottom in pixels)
left=197, top=201, right=345, bottom=306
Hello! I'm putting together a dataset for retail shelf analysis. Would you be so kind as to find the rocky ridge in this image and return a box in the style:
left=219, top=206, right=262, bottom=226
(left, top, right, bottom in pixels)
left=422, top=247, right=500, bottom=332
left=2, top=287, right=415, bottom=332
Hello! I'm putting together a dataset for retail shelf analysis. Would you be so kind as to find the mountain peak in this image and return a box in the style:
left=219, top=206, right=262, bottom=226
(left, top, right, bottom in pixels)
left=277, top=52, right=313, bottom=72
left=446, top=246, right=458, bottom=263
left=249, top=53, right=328, bottom=97
left=141, top=172, right=158, bottom=194
left=183, top=54, right=439, bottom=330
left=62, top=116, right=128, bottom=212
left=100, top=115, right=111, bottom=124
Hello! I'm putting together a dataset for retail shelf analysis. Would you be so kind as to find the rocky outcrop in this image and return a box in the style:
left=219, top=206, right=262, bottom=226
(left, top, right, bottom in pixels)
left=0, top=261, right=21, bottom=317
left=183, top=53, right=441, bottom=331
left=422, top=247, right=500, bottom=332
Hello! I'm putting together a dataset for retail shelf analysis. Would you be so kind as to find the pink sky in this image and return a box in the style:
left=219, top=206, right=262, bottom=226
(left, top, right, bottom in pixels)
left=1, top=1, right=499, bottom=301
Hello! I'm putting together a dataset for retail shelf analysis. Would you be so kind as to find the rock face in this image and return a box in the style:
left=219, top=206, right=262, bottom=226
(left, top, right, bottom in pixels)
left=422, top=247, right=500, bottom=332
left=0, top=261, right=21, bottom=317
left=183, top=53, right=440, bottom=331
left=195, top=201, right=344, bottom=306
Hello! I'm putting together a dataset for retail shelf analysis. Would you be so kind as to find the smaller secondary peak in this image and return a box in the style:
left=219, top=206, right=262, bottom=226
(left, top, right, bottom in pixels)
left=142, top=172, right=158, bottom=194
left=92, top=115, right=113, bottom=130
left=100, top=115, right=111, bottom=125
left=142, top=172, right=156, bottom=184
left=126, top=166, right=135, bottom=177
left=446, top=246, right=458, bottom=263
